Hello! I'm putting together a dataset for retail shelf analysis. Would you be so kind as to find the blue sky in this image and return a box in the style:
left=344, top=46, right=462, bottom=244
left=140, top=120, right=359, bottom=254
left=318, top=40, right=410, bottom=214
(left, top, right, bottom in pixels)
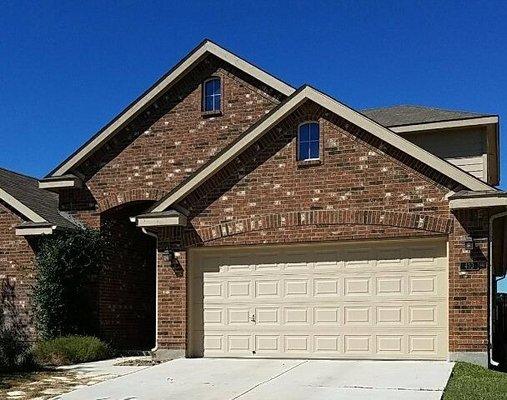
left=1, top=2, right=507, bottom=287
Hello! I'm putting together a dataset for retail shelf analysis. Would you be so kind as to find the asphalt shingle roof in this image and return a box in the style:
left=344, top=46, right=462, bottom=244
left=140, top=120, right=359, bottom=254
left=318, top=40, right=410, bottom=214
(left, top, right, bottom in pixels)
left=361, top=105, right=490, bottom=127
left=0, top=167, right=77, bottom=229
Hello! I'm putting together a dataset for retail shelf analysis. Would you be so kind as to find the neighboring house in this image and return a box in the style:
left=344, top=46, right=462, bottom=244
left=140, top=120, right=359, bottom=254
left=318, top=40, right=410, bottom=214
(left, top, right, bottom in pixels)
left=0, top=167, right=78, bottom=338
left=1, top=39, right=505, bottom=367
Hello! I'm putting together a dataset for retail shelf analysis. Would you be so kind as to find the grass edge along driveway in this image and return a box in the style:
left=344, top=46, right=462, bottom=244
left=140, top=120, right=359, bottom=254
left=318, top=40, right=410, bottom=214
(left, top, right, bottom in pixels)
left=443, top=362, right=507, bottom=399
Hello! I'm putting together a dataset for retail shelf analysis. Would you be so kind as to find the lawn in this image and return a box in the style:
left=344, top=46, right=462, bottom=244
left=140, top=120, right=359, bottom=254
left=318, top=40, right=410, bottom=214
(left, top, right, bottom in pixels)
left=443, top=362, right=507, bottom=399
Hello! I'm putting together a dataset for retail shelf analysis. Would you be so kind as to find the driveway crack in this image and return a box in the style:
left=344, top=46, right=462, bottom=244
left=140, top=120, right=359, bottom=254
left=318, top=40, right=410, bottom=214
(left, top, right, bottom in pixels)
left=231, top=360, right=308, bottom=400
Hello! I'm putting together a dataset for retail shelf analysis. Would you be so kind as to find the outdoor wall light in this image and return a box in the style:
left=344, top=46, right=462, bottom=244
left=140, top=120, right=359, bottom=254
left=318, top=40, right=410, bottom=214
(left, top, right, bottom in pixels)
left=161, top=247, right=175, bottom=262
left=464, top=237, right=475, bottom=251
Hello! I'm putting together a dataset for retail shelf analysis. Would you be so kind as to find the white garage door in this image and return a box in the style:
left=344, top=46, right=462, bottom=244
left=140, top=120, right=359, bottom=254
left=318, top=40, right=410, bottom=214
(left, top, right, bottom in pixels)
left=188, top=238, right=448, bottom=360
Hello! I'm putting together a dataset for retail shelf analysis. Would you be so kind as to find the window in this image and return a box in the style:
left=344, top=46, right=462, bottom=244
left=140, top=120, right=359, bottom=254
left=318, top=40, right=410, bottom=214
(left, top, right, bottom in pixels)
left=203, top=77, right=221, bottom=113
left=298, top=122, right=320, bottom=161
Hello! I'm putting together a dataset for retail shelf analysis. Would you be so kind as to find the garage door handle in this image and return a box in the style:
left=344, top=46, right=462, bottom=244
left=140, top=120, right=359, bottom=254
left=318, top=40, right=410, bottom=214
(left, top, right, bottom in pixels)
left=250, top=314, right=256, bottom=323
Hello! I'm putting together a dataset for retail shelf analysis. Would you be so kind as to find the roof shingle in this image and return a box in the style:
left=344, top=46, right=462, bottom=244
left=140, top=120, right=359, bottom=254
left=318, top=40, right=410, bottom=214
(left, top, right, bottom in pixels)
left=0, top=167, right=77, bottom=229
left=361, top=105, right=491, bottom=127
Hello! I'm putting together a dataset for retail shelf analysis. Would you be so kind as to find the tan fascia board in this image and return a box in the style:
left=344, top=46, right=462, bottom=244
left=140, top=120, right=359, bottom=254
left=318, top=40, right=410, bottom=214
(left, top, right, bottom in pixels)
left=135, top=214, right=187, bottom=227
left=152, top=86, right=494, bottom=212
left=390, top=116, right=499, bottom=133
left=49, top=40, right=295, bottom=177
left=39, top=177, right=82, bottom=190
left=450, top=196, right=507, bottom=209
left=15, top=226, right=55, bottom=236
left=0, top=188, right=46, bottom=223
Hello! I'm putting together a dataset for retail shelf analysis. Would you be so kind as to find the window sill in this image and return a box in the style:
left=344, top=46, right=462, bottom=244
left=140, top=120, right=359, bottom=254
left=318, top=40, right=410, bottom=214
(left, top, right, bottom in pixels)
left=202, top=110, right=222, bottom=118
left=297, top=158, right=322, bottom=167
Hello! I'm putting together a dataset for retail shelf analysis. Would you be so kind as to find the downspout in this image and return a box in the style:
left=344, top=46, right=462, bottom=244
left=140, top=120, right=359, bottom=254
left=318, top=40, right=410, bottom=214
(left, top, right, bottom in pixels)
left=142, top=228, right=159, bottom=353
left=489, top=210, right=507, bottom=367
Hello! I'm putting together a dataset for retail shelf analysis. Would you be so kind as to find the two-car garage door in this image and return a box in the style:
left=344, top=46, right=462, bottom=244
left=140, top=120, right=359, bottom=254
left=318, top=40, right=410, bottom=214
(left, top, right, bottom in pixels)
left=188, top=238, right=448, bottom=360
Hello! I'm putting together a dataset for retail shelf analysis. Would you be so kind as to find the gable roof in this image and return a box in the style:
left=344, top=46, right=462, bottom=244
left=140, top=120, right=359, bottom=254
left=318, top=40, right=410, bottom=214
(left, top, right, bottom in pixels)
left=48, top=39, right=296, bottom=177
left=362, top=105, right=494, bottom=127
left=0, top=167, right=77, bottom=229
left=149, top=86, right=495, bottom=213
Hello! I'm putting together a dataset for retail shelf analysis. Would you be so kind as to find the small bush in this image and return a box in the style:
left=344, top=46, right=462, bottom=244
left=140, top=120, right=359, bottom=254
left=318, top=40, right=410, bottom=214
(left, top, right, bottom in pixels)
left=0, top=325, right=35, bottom=372
left=33, top=336, right=113, bottom=366
left=0, top=287, right=35, bottom=372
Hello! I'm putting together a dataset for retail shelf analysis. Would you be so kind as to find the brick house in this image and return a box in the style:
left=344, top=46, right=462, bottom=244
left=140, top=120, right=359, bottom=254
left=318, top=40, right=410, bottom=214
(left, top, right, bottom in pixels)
left=1, top=39, right=506, bottom=367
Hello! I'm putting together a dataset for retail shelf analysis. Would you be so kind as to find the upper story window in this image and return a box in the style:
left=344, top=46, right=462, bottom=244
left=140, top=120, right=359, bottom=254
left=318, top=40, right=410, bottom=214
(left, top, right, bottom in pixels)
left=203, top=77, right=221, bottom=113
left=298, top=122, right=320, bottom=161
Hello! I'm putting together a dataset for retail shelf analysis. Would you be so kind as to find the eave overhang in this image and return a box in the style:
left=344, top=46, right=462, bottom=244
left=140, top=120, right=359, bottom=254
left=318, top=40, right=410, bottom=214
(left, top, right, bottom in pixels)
left=133, top=211, right=187, bottom=228
left=449, top=190, right=507, bottom=209
left=38, top=174, right=83, bottom=191
left=15, top=222, right=56, bottom=236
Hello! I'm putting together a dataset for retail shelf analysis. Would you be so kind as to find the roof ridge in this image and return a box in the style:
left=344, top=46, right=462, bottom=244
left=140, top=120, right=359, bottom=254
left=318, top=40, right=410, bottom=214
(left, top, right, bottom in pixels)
left=361, top=104, right=487, bottom=115
left=0, top=166, right=38, bottom=182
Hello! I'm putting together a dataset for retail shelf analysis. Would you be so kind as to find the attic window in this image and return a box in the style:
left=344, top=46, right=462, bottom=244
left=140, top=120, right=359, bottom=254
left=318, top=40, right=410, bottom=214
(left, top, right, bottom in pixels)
left=298, top=122, right=320, bottom=161
left=203, top=77, right=221, bottom=114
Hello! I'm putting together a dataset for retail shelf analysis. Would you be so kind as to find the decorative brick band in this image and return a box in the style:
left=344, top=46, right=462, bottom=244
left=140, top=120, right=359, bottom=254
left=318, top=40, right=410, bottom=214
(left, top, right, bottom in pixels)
left=190, top=209, right=453, bottom=244
left=97, top=188, right=165, bottom=212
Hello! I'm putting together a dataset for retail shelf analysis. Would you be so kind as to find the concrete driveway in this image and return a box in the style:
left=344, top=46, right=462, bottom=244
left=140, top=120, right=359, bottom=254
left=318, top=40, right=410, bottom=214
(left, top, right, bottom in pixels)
left=55, top=358, right=454, bottom=400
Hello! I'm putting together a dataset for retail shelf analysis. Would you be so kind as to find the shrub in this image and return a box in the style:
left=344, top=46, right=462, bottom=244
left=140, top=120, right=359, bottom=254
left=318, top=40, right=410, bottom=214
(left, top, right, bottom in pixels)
left=0, top=282, right=35, bottom=372
left=33, top=228, right=108, bottom=339
left=33, top=336, right=113, bottom=366
left=0, top=322, right=35, bottom=372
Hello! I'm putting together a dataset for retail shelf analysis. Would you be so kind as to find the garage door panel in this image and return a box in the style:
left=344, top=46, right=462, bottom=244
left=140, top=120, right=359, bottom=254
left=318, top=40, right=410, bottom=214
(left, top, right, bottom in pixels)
left=314, top=278, right=340, bottom=296
left=376, top=276, right=404, bottom=295
left=344, top=277, right=371, bottom=296
left=227, top=307, right=251, bottom=325
left=227, top=280, right=252, bottom=299
left=314, top=306, right=341, bottom=325
left=284, top=279, right=310, bottom=297
left=190, top=238, right=448, bottom=360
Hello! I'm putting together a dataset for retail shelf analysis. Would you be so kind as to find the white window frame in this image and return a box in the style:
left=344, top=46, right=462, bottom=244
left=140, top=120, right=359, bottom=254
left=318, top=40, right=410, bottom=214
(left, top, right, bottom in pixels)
left=297, top=121, right=321, bottom=161
left=202, top=77, right=222, bottom=113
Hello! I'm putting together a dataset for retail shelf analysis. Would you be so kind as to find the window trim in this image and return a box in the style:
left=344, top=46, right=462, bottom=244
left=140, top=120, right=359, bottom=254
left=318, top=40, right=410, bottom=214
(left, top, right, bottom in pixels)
left=202, top=76, right=222, bottom=115
left=297, top=120, right=322, bottom=163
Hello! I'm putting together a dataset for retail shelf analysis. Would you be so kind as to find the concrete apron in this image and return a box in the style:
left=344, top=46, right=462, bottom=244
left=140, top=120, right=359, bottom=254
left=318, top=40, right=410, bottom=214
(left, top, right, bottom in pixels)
left=54, top=358, right=454, bottom=400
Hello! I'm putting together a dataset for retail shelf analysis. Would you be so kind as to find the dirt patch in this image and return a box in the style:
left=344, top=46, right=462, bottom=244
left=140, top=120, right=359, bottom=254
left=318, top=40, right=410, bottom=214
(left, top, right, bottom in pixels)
left=114, top=358, right=165, bottom=367
left=0, top=368, right=118, bottom=399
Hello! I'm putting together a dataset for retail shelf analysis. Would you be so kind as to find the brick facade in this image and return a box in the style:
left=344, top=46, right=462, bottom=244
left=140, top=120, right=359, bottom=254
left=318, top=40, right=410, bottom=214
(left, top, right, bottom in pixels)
left=54, top=57, right=282, bottom=350
left=1, top=53, right=496, bottom=362
left=148, top=100, right=493, bottom=358
left=0, top=203, right=37, bottom=341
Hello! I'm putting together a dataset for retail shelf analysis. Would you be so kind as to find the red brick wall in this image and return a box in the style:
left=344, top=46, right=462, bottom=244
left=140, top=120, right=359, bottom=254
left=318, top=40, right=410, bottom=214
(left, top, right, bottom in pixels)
left=449, top=208, right=496, bottom=353
left=52, top=61, right=492, bottom=357
left=99, top=202, right=157, bottom=350
left=60, top=56, right=281, bottom=221
left=56, top=56, right=281, bottom=350
left=0, top=203, right=37, bottom=341
left=153, top=101, right=489, bottom=356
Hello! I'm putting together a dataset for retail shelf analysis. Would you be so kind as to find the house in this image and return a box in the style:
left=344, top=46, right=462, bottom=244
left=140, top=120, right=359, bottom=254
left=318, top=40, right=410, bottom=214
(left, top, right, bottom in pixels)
left=0, top=167, right=79, bottom=339
left=1, top=39, right=505, bottom=367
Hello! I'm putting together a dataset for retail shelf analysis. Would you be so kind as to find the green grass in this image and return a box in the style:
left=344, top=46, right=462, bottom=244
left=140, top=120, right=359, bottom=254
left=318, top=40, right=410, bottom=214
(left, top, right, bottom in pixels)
left=443, top=362, right=507, bottom=399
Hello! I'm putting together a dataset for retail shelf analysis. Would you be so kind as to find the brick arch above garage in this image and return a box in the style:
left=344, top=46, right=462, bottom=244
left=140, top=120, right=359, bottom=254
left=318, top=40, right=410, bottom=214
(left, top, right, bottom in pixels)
left=150, top=209, right=453, bottom=245
left=97, top=188, right=165, bottom=213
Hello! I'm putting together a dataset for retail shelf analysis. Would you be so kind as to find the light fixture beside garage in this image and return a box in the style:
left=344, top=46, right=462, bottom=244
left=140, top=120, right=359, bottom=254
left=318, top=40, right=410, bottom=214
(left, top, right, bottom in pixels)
left=464, top=236, right=476, bottom=250
left=161, top=246, right=175, bottom=262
